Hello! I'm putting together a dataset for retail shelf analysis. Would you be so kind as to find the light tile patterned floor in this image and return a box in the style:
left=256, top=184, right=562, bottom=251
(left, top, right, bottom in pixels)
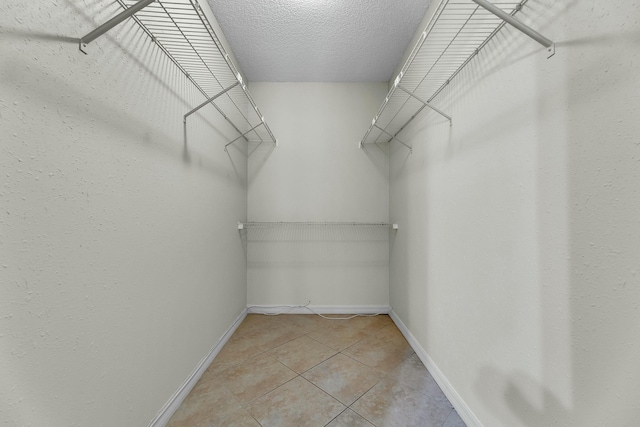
left=167, top=314, right=466, bottom=427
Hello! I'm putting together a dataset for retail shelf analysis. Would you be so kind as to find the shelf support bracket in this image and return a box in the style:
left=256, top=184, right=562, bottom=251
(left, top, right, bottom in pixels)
left=471, top=0, right=555, bottom=58
left=183, top=82, right=241, bottom=147
left=374, top=124, right=412, bottom=153
left=183, top=82, right=240, bottom=121
left=397, top=85, right=453, bottom=125
left=224, top=123, right=264, bottom=151
left=79, top=0, right=156, bottom=54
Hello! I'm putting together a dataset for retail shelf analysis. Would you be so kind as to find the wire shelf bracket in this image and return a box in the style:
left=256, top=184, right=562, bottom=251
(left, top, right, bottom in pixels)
left=78, top=0, right=278, bottom=150
left=359, top=0, right=555, bottom=152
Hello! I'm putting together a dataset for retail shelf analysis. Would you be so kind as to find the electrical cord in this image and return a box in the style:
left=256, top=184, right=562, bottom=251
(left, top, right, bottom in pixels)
left=246, top=301, right=386, bottom=320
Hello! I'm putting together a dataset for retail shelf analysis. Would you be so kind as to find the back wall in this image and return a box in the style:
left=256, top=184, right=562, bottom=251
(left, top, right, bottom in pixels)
left=247, top=82, right=390, bottom=308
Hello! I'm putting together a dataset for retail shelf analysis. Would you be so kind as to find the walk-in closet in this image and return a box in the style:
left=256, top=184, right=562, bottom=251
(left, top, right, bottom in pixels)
left=2, top=0, right=639, bottom=426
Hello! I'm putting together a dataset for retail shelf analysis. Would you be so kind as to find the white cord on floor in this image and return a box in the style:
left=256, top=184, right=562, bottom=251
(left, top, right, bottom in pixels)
left=246, top=301, right=385, bottom=320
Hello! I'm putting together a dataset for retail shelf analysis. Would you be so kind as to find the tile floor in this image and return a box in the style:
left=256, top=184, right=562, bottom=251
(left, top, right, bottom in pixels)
left=167, top=314, right=466, bottom=427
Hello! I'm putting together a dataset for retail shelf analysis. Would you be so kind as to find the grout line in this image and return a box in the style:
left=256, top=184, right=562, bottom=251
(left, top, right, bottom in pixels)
left=202, top=313, right=448, bottom=427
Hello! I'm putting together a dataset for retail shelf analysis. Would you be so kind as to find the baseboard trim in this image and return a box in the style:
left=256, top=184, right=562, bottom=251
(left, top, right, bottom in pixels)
left=389, top=309, right=482, bottom=427
left=148, top=308, right=248, bottom=427
left=247, top=304, right=391, bottom=315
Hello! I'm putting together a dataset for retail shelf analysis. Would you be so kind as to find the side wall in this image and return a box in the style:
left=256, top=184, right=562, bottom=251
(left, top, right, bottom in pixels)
left=0, top=1, right=248, bottom=425
left=390, top=1, right=640, bottom=426
left=247, top=82, right=390, bottom=308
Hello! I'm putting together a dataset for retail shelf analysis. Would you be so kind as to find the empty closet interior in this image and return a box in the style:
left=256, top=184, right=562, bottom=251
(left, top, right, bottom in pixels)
left=2, top=0, right=639, bottom=426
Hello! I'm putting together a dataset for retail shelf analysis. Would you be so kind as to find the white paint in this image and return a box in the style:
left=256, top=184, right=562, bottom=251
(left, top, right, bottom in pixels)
left=247, top=82, right=390, bottom=307
left=0, top=1, right=250, bottom=425
left=206, top=0, right=432, bottom=82
left=390, top=1, right=640, bottom=426
left=148, top=308, right=247, bottom=427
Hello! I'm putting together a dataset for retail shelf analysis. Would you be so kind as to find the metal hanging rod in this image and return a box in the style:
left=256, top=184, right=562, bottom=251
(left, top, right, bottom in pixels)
left=373, top=124, right=412, bottom=153
left=184, top=82, right=240, bottom=121
left=471, top=0, right=555, bottom=56
left=238, top=222, right=399, bottom=230
left=224, top=123, right=264, bottom=151
left=78, top=0, right=278, bottom=149
left=79, top=0, right=155, bottom=53
left=397, top=85, right=452, bottom=124
left=360, top=0, right=554, bottom=151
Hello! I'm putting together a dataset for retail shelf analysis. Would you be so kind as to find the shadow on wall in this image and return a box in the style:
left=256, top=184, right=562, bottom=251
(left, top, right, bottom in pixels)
left=2, top=5, right=249, bottom=182
left=225, top=140, right=249, bottom=187
left=564, top=1, right=640, bottom=425
left=0, top=28, right=78, bottom=43
left=361, top=141, right=390, bottom=179
left=472, top=1, right=640, bottom=426
left=475, top=367, right=571, bottom=426
left=247, top=140, right=276, bottom=185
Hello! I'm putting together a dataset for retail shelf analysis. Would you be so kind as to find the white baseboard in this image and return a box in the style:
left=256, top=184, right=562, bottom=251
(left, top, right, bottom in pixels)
left=247, top=304, right=391, bottom=315
left=389, top=309, right=482, bottom=427
left=148, top=308, right=248, bottom=427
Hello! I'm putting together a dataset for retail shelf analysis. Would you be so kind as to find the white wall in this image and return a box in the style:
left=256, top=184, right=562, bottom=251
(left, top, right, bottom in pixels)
left=247, top=82, right=390, bottom=307
left=390, top=1, right=640, bottom=426
left=0, top=1, right=248, bottom=425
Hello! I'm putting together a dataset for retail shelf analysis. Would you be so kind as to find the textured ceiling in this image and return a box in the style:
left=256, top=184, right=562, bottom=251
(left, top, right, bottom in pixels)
left=206, top=0, right=432, bottom=82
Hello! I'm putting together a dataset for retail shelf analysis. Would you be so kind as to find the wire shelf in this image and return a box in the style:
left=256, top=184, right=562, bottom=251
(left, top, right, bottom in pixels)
left=240, top=222, right=393, bottom=228
left=360, top=0, right=528, bottom=148
left=86, top=0, right=277, bottom=145
left=240, top=222, right=394, bottom=242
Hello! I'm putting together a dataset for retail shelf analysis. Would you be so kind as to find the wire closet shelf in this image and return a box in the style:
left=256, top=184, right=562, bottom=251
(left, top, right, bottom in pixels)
left=239, top=222, right=397, bottom=229
left=359, top=0, right=553, bottom=151
left=238, top=222, right=397, bottom=242
left=80, top=0, right=277, bottom=149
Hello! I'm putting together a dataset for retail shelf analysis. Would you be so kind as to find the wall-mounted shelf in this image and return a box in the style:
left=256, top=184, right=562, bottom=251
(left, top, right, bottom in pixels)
left=238, top=222, right=398, bottom=230
left=359, top=0, right=554, bottom=152
left=79, top=0, right=277, bottom=150
left=238, top=222, right=398, bottom=243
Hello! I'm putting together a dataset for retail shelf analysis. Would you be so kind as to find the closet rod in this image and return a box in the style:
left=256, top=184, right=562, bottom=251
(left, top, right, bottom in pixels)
left=239, top=222, right=398, bottom=229
left=471, top=0, right=555, bottom=56
left=397, top=85, right=452, bottom=124
left=79, top=0, right=155, bottom=53
left=225, top=123, right=264, bottom=150
left=184, top=82, right=240, bottom=121
left=373, top=125, right=412, bottom=153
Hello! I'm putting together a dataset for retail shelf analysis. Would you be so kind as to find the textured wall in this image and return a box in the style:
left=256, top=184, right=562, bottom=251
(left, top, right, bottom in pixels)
left=0, top=1, right=248, bottom=425
left=390, top=1, right=640, bottom=426
left=247, top=82, right=390, bottom=307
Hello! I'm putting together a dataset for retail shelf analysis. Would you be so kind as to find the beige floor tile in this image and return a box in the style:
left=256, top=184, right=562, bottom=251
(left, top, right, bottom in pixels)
left=170, top=314, right=461, bottom=427
left=326, top=409, right=375, bottom=427
left=303, top=353, right=382, bottom=406
left=347, top=315, right=394, bottom=335
left=269, top=335, right=337, bottom=373
left=235, top=320, right=303, bottom=348
left=214, top=408, right=262, bottom=427
left=207, top=335, right=266, bottom=376
left=307, top=323, right=370, bottom=351
left=375, top=324, right=410, bottom=348
left=166, top=371, right=241, bottom=427
left=351, top=377, right=453, bottom=427
left=389, top=353, right=444, bottom=398
left=443, top=409, right=467, bottom=427
left=279, top=314, right=323, bottom=334
left=343, top=336, right=414, bottom=374
left=247, top=376, right=345, bottom=427
left=234, top=314, right=287, bottom=336
left=219, top=353, right=297, bottom=405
